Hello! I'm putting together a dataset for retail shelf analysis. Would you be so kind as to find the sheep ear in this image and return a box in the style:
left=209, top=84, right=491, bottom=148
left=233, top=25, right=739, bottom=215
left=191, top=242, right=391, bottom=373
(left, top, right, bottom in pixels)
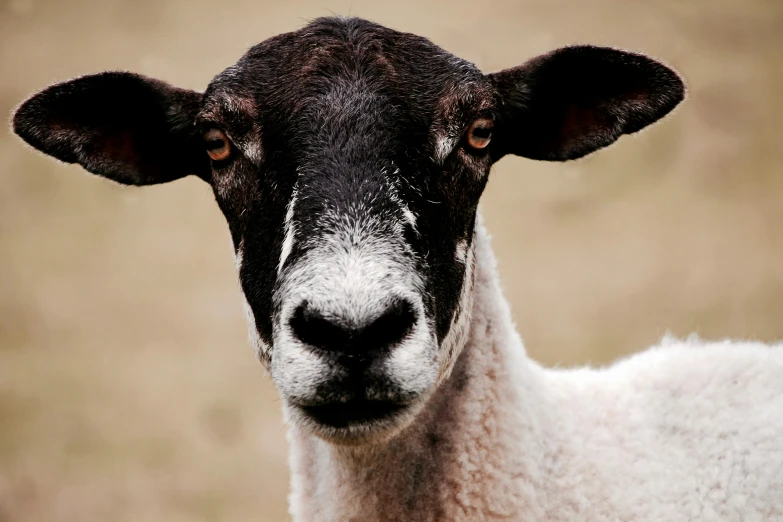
left=12, top=72, right=209, bottom=185
left=488, top=46, right=685, bottom=162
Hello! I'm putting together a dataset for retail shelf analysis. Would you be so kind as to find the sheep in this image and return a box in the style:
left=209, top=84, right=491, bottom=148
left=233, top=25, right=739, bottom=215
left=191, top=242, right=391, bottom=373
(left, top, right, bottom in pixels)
left=12, top=15, right=783, bottom=522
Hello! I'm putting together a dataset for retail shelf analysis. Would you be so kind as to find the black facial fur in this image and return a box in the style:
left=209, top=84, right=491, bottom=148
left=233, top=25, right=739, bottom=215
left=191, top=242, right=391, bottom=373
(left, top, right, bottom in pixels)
left=201, top=18, right=496, bottom=351
left=12, top=16, right=685, bottom=368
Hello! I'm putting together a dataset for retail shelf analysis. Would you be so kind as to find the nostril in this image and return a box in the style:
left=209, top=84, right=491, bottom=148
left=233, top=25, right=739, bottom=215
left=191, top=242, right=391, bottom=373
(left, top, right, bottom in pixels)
left=289, top=302, right=350, bottom=352
left=357, top=299, right=416, bottom=352
left=288, top=299, right=417, bottom=356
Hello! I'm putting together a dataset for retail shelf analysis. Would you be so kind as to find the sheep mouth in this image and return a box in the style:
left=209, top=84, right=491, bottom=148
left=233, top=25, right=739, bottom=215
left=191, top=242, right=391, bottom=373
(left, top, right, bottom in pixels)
left=298, top=399, right=408, bottom=428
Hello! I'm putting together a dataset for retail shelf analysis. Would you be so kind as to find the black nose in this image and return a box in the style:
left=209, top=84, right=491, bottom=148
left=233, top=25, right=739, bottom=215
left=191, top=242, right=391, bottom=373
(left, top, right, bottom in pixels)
left=289, top=298, right=417, bottom=359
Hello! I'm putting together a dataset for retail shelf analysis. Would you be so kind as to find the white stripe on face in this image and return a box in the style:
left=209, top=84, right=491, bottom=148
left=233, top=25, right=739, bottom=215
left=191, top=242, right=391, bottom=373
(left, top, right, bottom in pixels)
left=387, top=172, right=418, bottom=232
left=278, top=184, right=299, bottom=274
left=437, top=234, right=475, bottom=383
left=434, top=135, right=458, bottom=164
left=455, top=238, right=468, bottom=264
left=235, top=245, right=272, bottom=361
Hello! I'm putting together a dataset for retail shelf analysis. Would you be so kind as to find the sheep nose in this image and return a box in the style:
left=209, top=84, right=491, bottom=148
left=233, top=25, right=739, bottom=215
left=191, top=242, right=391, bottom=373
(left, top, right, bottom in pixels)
left=289, top=298, right=417, bottom=359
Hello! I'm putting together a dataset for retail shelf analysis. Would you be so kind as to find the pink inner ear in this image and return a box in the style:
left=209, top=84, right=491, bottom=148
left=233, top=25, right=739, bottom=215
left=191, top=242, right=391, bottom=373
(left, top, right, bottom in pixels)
left=88, top=130, right=147, bottom=175
left=557, top=104, right=610, bottom=151
left=102, top=131, right=137, bottom=160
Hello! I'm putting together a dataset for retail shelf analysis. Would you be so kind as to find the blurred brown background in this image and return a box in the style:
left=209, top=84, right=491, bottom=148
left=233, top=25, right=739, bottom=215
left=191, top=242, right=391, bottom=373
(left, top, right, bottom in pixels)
left=1, top=0, right=782, bottom=520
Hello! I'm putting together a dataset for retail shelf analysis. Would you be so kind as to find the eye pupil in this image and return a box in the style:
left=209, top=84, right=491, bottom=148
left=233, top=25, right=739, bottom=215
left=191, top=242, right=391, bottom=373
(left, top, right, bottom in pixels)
left=471, top=127, right=492, bottom=139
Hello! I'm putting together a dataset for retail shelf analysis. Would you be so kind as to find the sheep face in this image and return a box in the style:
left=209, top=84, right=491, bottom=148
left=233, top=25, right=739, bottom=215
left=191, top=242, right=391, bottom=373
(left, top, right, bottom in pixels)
left=199, top=20, right=499, bottom=444
left=13, top=17, right=684, bottom=445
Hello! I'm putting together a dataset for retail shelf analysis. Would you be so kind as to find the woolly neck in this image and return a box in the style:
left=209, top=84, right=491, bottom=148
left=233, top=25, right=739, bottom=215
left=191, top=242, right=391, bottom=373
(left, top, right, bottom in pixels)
left=286, top=220, right=560, bottom=521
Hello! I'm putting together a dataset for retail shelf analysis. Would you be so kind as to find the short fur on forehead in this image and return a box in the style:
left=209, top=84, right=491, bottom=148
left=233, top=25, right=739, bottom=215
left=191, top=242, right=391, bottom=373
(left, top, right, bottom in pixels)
left=202, top=17, right=493, bottom=153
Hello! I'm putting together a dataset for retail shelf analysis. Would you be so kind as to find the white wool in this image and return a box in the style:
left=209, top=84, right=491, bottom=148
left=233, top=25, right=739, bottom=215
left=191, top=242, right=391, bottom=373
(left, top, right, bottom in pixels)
left=286, top=216, right=783, bottom=521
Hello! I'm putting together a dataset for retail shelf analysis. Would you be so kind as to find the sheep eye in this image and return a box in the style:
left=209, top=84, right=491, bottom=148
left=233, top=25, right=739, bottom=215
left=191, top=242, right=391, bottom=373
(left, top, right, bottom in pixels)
left=466, top=118, right=493, bottom=150
left=203, top=128, right=232, bottom=162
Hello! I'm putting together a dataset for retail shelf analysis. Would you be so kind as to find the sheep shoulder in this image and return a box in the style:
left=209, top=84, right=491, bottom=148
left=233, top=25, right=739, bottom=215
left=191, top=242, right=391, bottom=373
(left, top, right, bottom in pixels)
left=540, top=337, right=783, bottom=521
